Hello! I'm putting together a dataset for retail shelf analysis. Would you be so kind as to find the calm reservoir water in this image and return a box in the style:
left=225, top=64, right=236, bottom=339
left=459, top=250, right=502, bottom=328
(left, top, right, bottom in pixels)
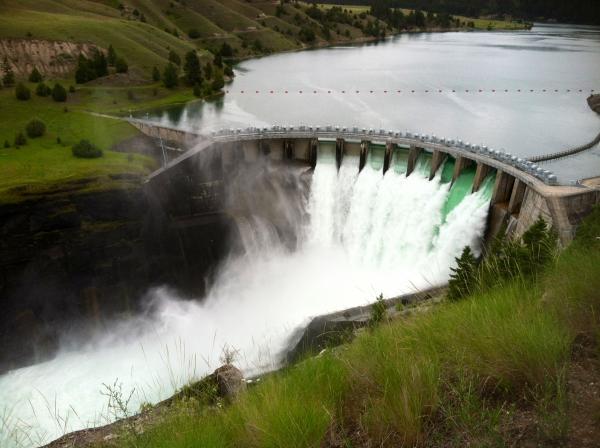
left=146, top=24, right=600, bottom=183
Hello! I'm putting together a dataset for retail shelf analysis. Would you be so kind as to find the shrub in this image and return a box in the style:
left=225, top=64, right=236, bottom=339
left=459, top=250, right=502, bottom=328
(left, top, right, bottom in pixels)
left=168, top=50, right=181, bottom=66
left=14, top=132, right=26, bottom=147
left=188, top=29, right=200, bottom=39
left=25, top=119, right=46, bottom=138
left=369, top=294, right=387, bottom=327
left=193, top=83, right=202, bottom=97
left=15, top=83, right=31, bottom=100
left=69, top=85, right=76, bottom=93
left=56, top=136, right=62, bottom=144
left=2, top=57, right=15, bottom=86
left=52, top=83, right=67, bottom=102
left=28, top=67, right=43, bottom=83
left=72, top=140, right=103, bottom=158
left=115, top=57, right=128, bottom=74
left=3, top=140, right=9, bottom=148
left=36, top=82, right=51, bottom=97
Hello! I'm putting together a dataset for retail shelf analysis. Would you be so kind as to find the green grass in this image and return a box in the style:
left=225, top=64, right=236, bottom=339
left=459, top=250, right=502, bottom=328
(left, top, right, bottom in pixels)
left=0, top=84, right=161, bottom=203
left=101, top=209, right=600, bottom=447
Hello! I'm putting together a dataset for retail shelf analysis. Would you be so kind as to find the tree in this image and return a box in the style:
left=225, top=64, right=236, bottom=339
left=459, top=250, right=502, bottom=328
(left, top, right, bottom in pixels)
left=14, top=132, right=27, bottom=147
left=2, top=57, right=15, bottom=86
left=92, top=49, right=109, bottom=77
left=52, top=83, right=67, bottom=102
left=188, top=29, right=200, bottom=39
left=36, top=82, right=51, bottom=97
left=214, top=52, right=223, bottom=69
left=162, top=63, right=178, bottom=88
left=204, top=62, right=213, bottom=79
left=28, top=67, right=43, bottom=83
left=152, top=66, right=161, bottom=82
left=75, top=55, right=96, bottom=84
left=183, top=50, right=202, bottom=86
left=107, top=44, right=117, bottom=66
left=448, top=246, right=478, bottom=301
left=168, top=50, right=181, bottom=66
left=15, top=83, right=31, bottom=101
left=220, top=42, right=233, bottom=58
left=211, top=69, right=224, bottom=91
left=26, top=119, right=46, bottom=138
left=115, top=57, right=128, bottom=74
left=72, top=140, right=103, bottom=158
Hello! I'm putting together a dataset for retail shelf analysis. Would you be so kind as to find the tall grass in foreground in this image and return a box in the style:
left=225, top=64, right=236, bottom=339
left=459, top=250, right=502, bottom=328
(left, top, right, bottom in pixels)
left=106, top=210, right=600, bottom=448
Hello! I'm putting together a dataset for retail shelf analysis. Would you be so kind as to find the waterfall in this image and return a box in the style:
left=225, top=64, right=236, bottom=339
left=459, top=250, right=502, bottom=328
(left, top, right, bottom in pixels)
left=0, top=152, right=494, bottom=448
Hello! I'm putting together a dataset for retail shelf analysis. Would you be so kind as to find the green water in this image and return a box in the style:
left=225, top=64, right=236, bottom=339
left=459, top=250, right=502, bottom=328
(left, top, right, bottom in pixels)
left=440, top=158, right=455, bottom=184
left=318, top=140, right=336, bottom=163
left=369, top=144, right=385, bottom=171
left=442, top=165, right=476, bottom=221
left=478, top=171, right=496, bottom=200
left=391, top=147, right=409, bottom=174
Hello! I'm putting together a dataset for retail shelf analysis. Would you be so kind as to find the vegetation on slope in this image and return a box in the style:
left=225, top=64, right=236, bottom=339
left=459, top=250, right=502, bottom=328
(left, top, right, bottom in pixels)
left=321, top=0, right=600, bottom=26
left=88, top=210, right=600, bottom=447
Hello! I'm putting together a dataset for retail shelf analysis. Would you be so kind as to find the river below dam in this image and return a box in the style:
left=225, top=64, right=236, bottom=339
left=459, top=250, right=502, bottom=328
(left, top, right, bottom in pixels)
left=1, top=24, right=600, bottom=447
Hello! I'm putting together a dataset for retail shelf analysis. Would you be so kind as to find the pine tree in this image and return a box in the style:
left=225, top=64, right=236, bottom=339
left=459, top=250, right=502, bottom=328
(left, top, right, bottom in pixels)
left=107, top=44, right=117, bottom=66
left=214, top=52, right=223, bottom=69
left=448, top=246, right=478, bottom=301
left=2, top=57, right=15, bottom=86
left=92, top=49, right=108, bottom=77
left=168, top=50, right=181, bottom=66
left=183, top=50, right=202, bottom=86
left=28, top=67, right=43, bottom=83
left=162, top=63, right=178, bottom=88
left=152, top=66, right=161, bottom=82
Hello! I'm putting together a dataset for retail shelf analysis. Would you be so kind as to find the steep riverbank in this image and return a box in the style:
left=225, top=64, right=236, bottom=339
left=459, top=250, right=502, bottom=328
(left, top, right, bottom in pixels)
left=0, top=184, right=237, bottom=373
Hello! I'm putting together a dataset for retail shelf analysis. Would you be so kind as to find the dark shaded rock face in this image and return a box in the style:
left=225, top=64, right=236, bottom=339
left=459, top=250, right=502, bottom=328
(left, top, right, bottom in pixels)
left=0, top=188, right=237, bottom=373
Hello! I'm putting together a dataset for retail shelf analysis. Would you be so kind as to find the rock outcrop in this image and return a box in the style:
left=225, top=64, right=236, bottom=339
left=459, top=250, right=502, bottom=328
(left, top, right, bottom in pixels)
left=0, top=39, right=100, bottom=77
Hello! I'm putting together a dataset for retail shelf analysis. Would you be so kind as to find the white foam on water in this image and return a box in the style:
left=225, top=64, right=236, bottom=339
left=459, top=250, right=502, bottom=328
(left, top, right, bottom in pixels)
left=0, top=155, right=493, bottom=448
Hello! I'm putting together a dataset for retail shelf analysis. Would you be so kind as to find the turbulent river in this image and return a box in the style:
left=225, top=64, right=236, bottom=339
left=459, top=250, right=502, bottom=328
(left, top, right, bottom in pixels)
left=1, top=147, right=492, bottom=446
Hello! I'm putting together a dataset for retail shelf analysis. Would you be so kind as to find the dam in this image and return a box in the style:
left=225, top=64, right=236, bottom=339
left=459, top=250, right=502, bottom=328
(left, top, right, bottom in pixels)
left=132, top=120, right=600, bottom=245
left=2, top=121, right=599, bottom=447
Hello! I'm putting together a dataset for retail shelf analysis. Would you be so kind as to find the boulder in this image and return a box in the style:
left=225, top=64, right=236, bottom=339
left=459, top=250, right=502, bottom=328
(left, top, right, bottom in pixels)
left=214, top=364, right=246, bottom=400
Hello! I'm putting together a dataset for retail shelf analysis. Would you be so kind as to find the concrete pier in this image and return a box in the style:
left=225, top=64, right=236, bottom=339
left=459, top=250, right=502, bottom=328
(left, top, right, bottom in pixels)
left=452, top=156, right=473, bottom=183
left=406, top=145, right=422, bottom=176
left=472, top=162, right=492, bottom=193
left=430, top=150, right=447, bottom=180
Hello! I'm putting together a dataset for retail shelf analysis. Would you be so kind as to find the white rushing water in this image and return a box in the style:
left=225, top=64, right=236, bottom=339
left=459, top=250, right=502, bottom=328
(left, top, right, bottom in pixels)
left=0, top=155, right=492, bottom=447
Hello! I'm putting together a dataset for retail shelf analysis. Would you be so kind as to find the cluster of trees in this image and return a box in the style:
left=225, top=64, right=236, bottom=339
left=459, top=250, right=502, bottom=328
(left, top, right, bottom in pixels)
left=75, top=45, right=127, bottom=84
left=319, top=0, right=600, bottom=25
left=13, top=70, right=68, bottom=103
left=448, top=217, right=557, bottom=301
left=4, top=119, right=46, bottom=149
left=153, top=45, right=232, bottom=97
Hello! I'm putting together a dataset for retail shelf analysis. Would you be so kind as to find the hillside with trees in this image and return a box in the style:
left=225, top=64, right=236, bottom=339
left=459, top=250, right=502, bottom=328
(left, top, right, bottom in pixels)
left=323, top=0, right=600, bottom=25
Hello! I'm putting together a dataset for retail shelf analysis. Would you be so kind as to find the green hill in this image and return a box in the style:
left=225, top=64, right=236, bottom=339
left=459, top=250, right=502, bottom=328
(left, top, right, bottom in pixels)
left=0, top=0, right=395, bottom=80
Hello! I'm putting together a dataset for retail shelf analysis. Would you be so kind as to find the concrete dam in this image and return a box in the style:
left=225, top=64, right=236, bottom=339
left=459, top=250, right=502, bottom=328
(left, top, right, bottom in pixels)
left=2, top=122, right=599, bottom=447
left=133, top=121, right=600, bottom=246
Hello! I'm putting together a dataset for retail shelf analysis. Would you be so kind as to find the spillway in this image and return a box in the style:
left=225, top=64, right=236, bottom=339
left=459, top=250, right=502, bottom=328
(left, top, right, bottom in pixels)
left=0, top=151, right=495, bottom=447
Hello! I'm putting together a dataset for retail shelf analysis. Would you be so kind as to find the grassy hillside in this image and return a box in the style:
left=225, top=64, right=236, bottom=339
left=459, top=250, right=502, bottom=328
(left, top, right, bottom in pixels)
left=87, top=208, right=600, bottom=448
left=0, top=1, right=529, bottom=81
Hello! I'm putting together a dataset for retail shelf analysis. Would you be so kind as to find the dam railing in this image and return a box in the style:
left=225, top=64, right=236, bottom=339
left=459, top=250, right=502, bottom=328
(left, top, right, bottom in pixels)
left=528, top=131, right=600, bottom=163
left=129, top=119, right=561, bottom=186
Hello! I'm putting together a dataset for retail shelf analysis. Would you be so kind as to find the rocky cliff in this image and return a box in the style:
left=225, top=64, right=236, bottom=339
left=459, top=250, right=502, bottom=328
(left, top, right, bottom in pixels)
left=0, top=187, right=237, bottom=373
